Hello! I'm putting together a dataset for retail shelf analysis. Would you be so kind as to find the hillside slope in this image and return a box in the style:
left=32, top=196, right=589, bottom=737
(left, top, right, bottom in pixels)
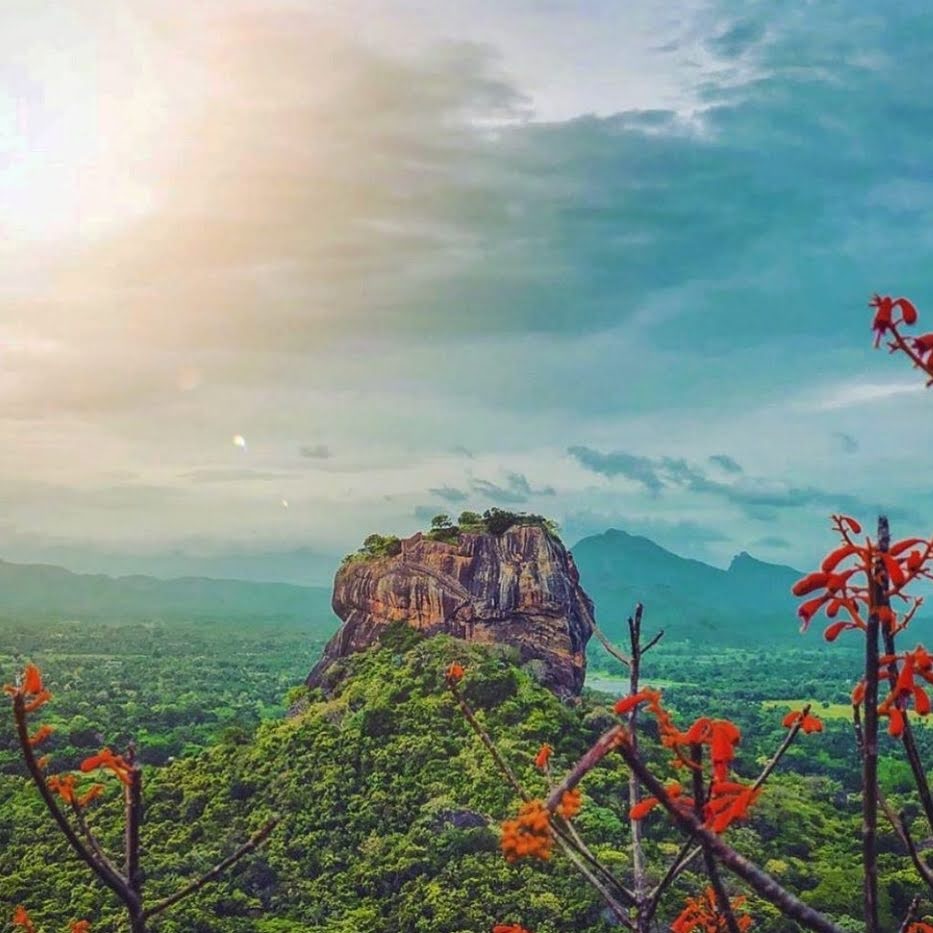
left=571, top=529, right=802, bottom=644
left=0, top=633, right=870, bottom=932
left=0, top=558, right=336, bottom=629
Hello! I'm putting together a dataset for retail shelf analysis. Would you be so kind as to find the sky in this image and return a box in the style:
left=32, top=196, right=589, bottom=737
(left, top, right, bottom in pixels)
left=2, top=0, right=933, bottom=585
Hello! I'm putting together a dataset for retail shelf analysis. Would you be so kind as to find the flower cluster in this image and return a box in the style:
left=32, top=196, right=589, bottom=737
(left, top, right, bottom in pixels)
left=617, top=691, right=763, bottom=833
left=500, top=800, right=552, bottom=862
left=81, top=748, right=133, bottom=786
left=556, top=788, right=582, bottom=820
left=870, top=294, right=933, bottom=386
left=852, top=645, right=933, bottom=737
left=533, top=743, right=552, bottom=770
left=782, top=709, right=823, bottom=734
left=12, top=907, right=90, bottom=932
left=671, top=887, right=753, bottom=932
left=792, top=515, right=932, bottom=639
left=3, top=664, right=52, bottom=712
left=629, top=780, right=693, bottom=820
left=492, top=925, right=532, bottom=933
left=445, top=662, right=465, bottom=685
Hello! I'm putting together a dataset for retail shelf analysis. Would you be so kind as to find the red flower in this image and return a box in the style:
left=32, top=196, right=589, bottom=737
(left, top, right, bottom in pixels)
left=12, top=906, right=37, bottom=932
left=871, top=294, right=918, bottom=346
left=4, top=664, right=51, bottom=710
left=705, top=781, right=761, bottom=833
left=671, top=887, right=753, bottom=932
left=445, top=662, right=465, bottom=684
left=28, top=724, right=54, bottom=747
left=629, top=781, right=691, bottom=820
left=80, top=748, right=133, bottom=785
left=71, top=923, right=92, bottom=933
left=500, top=800, right=552, bottom=862
left=493, top=925, right=532, bottom=933
left=533, top=743, right=552, bottom=770
left=782, top=709, right=823, bottom=733
left=557, top=788, right=582, bottom=820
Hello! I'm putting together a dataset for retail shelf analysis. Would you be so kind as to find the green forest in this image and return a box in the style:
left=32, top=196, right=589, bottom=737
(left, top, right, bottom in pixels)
left=3, top=609, right=931, bottom=931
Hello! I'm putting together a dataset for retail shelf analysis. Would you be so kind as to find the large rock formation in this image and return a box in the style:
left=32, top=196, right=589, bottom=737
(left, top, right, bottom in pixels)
left=307, top=524, right=595, bottom=698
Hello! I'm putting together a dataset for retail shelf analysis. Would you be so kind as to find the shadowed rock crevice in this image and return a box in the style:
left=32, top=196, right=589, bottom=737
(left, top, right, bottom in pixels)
left=307, top=524, right=595, bottom=698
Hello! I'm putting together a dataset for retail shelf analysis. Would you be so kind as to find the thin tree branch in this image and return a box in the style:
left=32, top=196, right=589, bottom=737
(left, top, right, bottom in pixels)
left=448, top=682, right=528, bottom=801
left=545, top=725, right=626, bottom=812
left=71, top=800, right=122, bottom=881
left=627, top=605, right=647, bottom=920
left=591, top=622, right=632, bottom=668
left=645, top=840, right=703, bottom=921
left=12, top=695, right=137, bottom=911
left=691, top=744, right=741, bottom=933
left=449, top=679, right=636, bottom=907
left=899, top=895, right=922, bottom=933
left=641, top=630, right=664, bottom=655
left=142, top=818, right=279, bottom=920
left=882, top=801, right=933, bottom=893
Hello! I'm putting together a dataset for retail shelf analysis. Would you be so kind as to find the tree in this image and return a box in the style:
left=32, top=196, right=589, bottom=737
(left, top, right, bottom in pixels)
left=443, top=295, right=933, bottom=933
left=5, top=665, right=276, bottom=932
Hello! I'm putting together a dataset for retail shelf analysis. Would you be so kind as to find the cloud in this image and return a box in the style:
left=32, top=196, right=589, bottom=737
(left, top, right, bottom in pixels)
left=6, top=0, right=933, bottom=575
left=299, top=444, right=333, bottom=460
left=833, top=432, right=859, bottom=453
left=180, top=468, right=291, bottom=484
left=569, top=444, right=914, bottom=522
left=566, top=447, right=664, bottom=495
left=429, top=485, right=469, bottom=503
left=470, top=471, right=555, bottom=504
left=709, top=454, right=743, bottom=473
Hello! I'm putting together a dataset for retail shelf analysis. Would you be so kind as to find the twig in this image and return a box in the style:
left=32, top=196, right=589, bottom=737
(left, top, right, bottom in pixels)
left=143, top=818, right=278, bottom=920
left=12, top=695, right=138, bottom=912
left=449, top=679, right=636, bottom=908
left=448, top=682, right=528, bottom=801
left=545, top=725, right=626, bottom=812
left=645, top=840, right=703, bottom=921
left=591, top=622, right=632, bottom=668
left=882, top=801, right=933, bottom=892
left=899, top=895, right=922, bottom=933
left=627, top=604, right=648, bottom=920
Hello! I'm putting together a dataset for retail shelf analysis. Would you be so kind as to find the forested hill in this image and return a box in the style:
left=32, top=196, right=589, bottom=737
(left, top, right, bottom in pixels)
left=0, top=629, right=879, bottom=932
left=572, top=529, right=805, bottom=645
left=0, top=558, right=336, bottom=628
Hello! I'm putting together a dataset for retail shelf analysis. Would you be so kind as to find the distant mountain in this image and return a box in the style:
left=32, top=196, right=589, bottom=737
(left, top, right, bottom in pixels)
left=0, top=558, right=338, bottom=633
left=571, top=529, right=804, bottom=645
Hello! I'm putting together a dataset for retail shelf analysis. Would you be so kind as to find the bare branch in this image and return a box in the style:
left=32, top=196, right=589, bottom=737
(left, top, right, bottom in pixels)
left=143, top=818, right=278, bottom=920
left=12, top=695, right=137, bottom=912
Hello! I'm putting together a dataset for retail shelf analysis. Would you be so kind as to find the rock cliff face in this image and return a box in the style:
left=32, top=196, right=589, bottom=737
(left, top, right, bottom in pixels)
left=307, top=524, right=595, bottom=698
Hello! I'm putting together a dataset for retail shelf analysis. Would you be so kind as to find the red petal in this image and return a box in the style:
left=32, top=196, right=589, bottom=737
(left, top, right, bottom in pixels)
left=824, top=621, right=852, bottom=642
left=915, top=687, right=931, bottom=716
left=792, top=572, right=829, bottom=597
left=894, top=297, right=918, bottom=325
left=821, top=545, right=857, bottom=572
left=840, top=516, right=862, bottom=534
left=889, top=708, right=905, bottom=737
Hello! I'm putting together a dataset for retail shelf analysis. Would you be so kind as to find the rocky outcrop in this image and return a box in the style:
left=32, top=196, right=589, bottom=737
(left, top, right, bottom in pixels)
left=307, top=524, right=595, bottom=698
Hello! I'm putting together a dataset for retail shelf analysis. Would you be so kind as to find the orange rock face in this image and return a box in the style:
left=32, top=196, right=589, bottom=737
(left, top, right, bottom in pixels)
left=308, top=524, right=595, bottom=698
